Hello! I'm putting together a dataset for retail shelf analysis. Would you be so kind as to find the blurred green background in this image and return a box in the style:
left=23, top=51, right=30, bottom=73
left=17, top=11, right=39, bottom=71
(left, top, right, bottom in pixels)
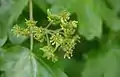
left=1, top=0, right=120, bottom=77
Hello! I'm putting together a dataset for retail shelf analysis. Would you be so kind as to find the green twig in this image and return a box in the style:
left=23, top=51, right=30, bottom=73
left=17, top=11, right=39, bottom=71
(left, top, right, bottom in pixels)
left=46, top=21, right=53, bottom=28
left=29, top=0, right=33, bottom=52
left=48, top=29, right=64, bottom=35
left=53, top=45, right=59, bottom=53
left=29, top=0, right=33, bottom=20
left=46, top=33, right=50, bottom=45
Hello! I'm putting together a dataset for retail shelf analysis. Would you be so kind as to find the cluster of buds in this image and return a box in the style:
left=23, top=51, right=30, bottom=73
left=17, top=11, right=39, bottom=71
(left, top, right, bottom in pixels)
left=11, top=9, right=80, bottom=62
left=47, top=9, right=80, bottom=59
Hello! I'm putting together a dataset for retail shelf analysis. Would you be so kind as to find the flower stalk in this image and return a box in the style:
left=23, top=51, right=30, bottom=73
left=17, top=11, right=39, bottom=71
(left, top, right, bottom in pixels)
left=29, top=0, right=33, bottom=52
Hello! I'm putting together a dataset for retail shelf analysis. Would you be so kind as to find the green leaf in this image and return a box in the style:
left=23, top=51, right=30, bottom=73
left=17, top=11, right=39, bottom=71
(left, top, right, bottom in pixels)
left=0, top=48, right=5, bottom=69
left=1, top=46, right=68, bottom=77
left=100, top=1, right=120, bottom=32
left=33, top=0, right=49, bottom=13
left=8, top=18, right=28, bottom=45
left=106, top=0, right=120, bottom=12
left=63, top=59, right=84, bottom=77
left=0, top=0, right=28, bottom=38
left=9, top=32, right=27, bottom=45
left=48, top=0, right=102, bottom=40
left=77, top=0, right=102, bottom=40
left=82, top=45, right=120, bottom=77
left=0, top=36, right=7, bottom=47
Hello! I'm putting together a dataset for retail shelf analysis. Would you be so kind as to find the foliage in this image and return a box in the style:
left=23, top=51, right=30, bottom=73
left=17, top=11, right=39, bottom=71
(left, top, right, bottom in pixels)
left=0, top=0, right=120, bottom=77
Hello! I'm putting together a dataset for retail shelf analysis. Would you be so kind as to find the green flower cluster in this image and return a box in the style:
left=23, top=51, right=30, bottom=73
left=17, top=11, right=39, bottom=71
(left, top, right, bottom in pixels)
left=33, top=26, right=45, bottom=42
left=40, top=45, right=58, bottom=62
left=11, top=9, right=80, bottom=62
left=11, top=24, right=30, bottom=37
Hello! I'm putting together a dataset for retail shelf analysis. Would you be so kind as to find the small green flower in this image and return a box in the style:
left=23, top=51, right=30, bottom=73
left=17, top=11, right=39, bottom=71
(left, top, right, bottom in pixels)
left=64, top=28, right=75, bottom=37
left=11, top=24, right=30, bottom=37
left=11, top=25, right=29, bottom=37
left=33, top=26, right=45, bottom=42
left=25, top=19, right=37, bottom=27
left=50, top=33, right=64, bottom=46
left=22, top=28, right=30, bottom=36
left=61, top=38, right=75, bottom=59
left=11, top=25, right=21, bottom=37
left=59, top=10, right=70, bottom=24
left=64, top=51, right=73, bottom=59
left=60, top=20, right=78, bottom=37
left=40, top=45, right=58, bottom=62
left=68, top=20, right=78, bottom=28
left=47, top=9, right=61, bottom=25
left=61, top=35, right=80, bottom=59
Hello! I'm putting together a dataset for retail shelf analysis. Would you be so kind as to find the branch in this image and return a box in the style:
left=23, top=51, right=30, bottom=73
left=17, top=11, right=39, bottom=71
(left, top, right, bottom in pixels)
left=29, top=0, right=33, bottom=52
